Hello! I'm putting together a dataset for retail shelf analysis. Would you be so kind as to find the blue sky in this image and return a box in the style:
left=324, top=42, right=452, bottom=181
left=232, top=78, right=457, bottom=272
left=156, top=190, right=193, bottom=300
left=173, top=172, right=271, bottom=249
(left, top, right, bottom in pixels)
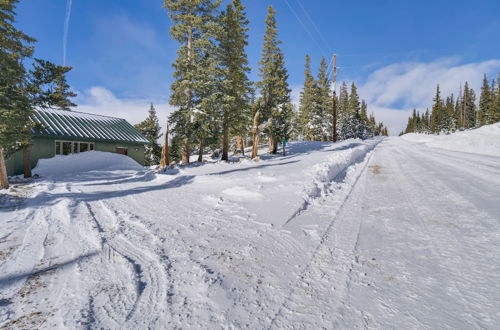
left=15, top=0, right=500, bottom=134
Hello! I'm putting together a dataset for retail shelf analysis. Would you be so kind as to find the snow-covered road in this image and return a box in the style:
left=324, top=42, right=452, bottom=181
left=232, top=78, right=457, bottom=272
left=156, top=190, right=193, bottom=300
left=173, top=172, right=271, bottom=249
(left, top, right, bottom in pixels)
left=1, top=133, right=499, bottom=329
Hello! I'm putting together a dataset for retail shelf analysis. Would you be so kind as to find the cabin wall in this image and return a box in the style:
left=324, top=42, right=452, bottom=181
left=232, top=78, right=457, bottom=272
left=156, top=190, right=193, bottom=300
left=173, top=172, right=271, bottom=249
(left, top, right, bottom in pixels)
left=94, top=142, right=145, bottom=166
left=5, top=138, right=146, bottom=177
left=5, top=138, right=54, bottom=177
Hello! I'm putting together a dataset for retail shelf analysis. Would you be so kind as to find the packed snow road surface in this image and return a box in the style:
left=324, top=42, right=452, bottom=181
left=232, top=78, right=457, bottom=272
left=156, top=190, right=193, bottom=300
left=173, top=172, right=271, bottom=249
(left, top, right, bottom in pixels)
left=1, top=130, right=499, bottom=329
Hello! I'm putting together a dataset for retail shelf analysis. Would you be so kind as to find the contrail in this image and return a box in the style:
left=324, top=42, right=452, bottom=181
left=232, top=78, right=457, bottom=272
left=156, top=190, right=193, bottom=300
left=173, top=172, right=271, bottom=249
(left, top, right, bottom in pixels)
left=63, top=0, right=73, bottom=66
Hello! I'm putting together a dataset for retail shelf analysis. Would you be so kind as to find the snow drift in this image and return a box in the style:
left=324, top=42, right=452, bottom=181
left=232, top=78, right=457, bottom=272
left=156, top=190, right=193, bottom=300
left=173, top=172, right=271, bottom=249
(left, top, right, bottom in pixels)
left=33, top=151, right=143, bottom=177
left=401, top=122, right=500, bottom=156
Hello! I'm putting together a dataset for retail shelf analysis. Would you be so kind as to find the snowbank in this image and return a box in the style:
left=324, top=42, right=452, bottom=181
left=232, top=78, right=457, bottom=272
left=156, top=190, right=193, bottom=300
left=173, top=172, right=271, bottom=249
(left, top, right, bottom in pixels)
left=401, top=123, right=500, bottom=156
left=33, top=151, right=143, bottom=177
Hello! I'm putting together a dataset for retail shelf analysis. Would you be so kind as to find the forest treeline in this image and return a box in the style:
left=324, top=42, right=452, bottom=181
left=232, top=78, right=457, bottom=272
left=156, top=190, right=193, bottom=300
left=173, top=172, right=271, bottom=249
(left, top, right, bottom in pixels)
left=136, top=0, right=387, bottom=166
left=402, top=73, right=500, bottom=135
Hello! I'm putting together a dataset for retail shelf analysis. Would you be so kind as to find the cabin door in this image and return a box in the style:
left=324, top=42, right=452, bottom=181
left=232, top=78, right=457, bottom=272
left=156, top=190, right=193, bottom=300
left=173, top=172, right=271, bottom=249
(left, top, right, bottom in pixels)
left=115, top=147, right=128, bottom=156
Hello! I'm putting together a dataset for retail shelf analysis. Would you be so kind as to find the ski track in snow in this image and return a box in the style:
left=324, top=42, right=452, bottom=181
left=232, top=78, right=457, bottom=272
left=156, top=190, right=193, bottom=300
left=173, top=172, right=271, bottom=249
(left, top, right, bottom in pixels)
left=1, top=133, right=500, bottom=329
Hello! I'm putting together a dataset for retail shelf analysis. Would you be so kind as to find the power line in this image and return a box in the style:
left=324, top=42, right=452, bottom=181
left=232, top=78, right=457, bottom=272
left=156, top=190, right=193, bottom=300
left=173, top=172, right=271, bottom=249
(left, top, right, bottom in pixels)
left=292, top=0, right=332, bottom=54
left=282, top=0, right=328, bottom=56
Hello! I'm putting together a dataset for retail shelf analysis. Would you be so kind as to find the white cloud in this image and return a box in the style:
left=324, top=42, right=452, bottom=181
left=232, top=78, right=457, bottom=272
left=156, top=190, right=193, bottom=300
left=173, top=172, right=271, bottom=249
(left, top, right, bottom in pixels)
left=75, top=86, right=174, bottom=128
left=359, top=58, right=500, bottom=135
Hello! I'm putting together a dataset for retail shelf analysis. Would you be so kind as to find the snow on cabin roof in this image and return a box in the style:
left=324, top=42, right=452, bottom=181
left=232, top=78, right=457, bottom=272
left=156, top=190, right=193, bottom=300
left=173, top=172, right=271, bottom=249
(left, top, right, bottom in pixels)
left=31, top=108, right=149, bottom=144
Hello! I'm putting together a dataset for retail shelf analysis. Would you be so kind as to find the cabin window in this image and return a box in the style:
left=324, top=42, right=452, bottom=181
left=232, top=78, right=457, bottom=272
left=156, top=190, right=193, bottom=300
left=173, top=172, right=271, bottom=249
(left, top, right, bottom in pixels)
left=80, top=143, right=89, bottom=152
left=62, top=142, right=72, bottom=155
left=55, top=141, right=95, bottom=155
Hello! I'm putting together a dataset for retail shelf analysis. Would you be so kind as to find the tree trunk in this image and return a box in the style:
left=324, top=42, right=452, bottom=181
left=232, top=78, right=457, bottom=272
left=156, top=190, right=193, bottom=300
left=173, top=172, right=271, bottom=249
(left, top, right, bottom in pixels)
left=235, top=135, right=244, bottom=155
left=160, top=124, right=170, bottom=168
left=271, top=138, right=278, bottom=154
left=23, top=145, right=32, bottom=178
left=197, top=137, right=204, bottom=162
left=0, top=148, right=9, bottom=190
left=221, top=123, right=229, bottom=161
left=241, top=135, right=246, bottom=156
left=182, top=142, right=190, bottom=164
left=251, top=111, right=260, bottom=159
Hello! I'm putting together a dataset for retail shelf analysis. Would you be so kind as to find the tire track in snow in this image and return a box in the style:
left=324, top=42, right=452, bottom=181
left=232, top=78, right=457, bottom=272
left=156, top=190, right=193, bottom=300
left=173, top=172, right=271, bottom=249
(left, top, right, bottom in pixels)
left=390, top=145, right=495, bottom=328
left=81, top=199, right=169, bottom=328
left=269, top=145, right=379, bottom=328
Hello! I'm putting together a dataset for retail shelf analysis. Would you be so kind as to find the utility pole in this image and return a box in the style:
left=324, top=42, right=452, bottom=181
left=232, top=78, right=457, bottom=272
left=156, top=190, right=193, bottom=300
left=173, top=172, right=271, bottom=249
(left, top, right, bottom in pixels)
left=332, top=54, right=337, bottom=142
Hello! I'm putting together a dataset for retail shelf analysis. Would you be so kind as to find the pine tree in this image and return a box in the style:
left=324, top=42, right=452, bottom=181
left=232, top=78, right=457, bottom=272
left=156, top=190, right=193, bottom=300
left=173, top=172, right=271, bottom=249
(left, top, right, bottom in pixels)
left=336, top=82, right=349, bottom=140
left=0, top=0, right=36, bottom=189
left=445, top=94, right=456, bottom=132
left=135, top=104, right=163, bottom=166
left=298, top=54, right=315, bottom=140
left=478, top=74, right=500, bottom=125
left=27, top=59, right=77, bottom=110
left=462, top=82, right=476, bottom=129
left=454, top=92, right=462, bottom=130
left=430, top=85, right=444, bottom=133
left=219, top=0, right=251, bottom=161
left=316, top=56, right=332, bottom=141
left=164, top=0, right=220, bottom=164
left=340, top=82, right=364, bottom=139
left=22, top=60, right=77, bottom=178
left=494, top=73, right=500, bottom=123
left=256, top=6, right=292, bottom=154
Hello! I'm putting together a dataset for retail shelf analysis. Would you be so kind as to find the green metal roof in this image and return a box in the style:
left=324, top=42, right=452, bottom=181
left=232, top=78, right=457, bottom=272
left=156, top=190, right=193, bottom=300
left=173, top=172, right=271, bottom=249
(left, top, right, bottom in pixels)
left=31, top=108, right=149, bottom=144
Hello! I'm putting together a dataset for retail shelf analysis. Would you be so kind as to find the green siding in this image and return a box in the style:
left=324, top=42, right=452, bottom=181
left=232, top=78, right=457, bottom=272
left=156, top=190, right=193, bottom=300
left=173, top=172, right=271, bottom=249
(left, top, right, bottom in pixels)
left=6, top=137, right=145, bottom=177
left=5, top=138, right=54, bottom=176
left=94, top=142, right=145, bottom=166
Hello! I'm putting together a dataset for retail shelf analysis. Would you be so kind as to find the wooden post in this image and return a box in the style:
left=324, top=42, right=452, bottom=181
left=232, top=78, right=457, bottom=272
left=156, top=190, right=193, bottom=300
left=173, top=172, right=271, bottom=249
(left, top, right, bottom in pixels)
left=332, top=54, right=337, bottom=142
left=0, top=148, right=9, bottom=189
left=235, top=135, right=244, bottom=154
left=251, top=111, right=260, bottom=159
left=160, top=124, right=170, bottom=168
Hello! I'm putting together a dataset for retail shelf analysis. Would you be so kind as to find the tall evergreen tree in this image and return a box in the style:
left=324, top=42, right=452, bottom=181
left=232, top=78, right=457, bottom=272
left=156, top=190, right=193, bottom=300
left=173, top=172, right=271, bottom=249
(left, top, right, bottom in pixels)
left=336, top=82, right=349, bottom=140
left=22, top=60, right=77, bottom=178
left=256, top=6, right=292, bottom=154
left=462, top=82, right=476, bottom=129
left=444, top=94, right=456, bottom=132
left=340, top=82, right=364, bottom=139
left=478, top=74, right=496, bottom=125
left=135, top=104, right=163, bottom=166
left=0, top=0, right=36, bottom=189
left=27, top=59, right=76, bottom=110
left=494, top=74, right=500, bottom=122
left=219, top=0, right=252, bottom=161
left=298, top=54, right=315, bottom=140
left=430, top=85, right=448, bottom=133
left=316, top=56, right=332, bottom=141
left=164, top=0, right=220, bottom=164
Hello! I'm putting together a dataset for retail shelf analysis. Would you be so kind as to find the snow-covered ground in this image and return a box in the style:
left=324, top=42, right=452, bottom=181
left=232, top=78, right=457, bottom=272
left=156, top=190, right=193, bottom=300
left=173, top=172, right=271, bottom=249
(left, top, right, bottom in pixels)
left=401, top=122, right=500, bottom=156
left=1, top=127, right=499, bottom=329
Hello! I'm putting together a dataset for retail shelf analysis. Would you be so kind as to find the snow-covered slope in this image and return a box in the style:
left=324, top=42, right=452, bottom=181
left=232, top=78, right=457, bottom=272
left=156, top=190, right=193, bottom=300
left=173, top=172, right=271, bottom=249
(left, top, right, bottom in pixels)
left=401, top=122, right=500, bottom=156
left=1, top=134, right=499, bottom=329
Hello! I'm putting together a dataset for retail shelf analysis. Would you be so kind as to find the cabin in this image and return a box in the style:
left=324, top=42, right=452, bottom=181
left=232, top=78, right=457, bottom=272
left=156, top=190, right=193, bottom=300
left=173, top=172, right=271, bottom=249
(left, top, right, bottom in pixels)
left=5, top=108, right=149, bottom=176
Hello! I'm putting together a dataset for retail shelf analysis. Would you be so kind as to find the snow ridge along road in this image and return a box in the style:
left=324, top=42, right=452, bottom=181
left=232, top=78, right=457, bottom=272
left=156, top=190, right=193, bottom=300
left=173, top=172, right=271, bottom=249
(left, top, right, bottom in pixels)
left=1, top=132, right=500, bottom=329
